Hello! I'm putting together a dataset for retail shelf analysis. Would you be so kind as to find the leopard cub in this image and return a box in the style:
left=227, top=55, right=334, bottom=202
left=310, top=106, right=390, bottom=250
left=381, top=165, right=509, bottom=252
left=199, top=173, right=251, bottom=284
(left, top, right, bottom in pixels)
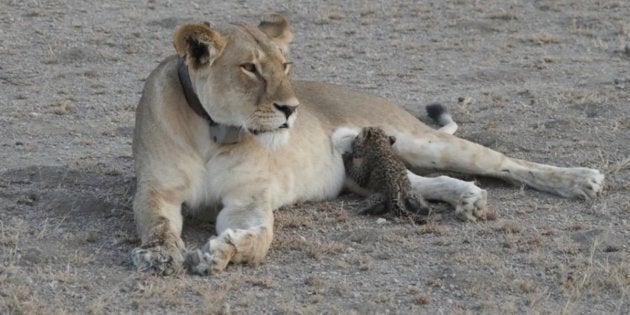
left=343, top=127, right=430, bottom=222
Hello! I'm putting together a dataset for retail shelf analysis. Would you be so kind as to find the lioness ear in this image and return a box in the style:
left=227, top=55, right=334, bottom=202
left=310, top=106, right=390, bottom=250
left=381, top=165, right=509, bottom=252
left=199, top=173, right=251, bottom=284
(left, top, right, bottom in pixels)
left=173, top=23, right=226, bottom=69
left=258, top=13, right=293, bottom=54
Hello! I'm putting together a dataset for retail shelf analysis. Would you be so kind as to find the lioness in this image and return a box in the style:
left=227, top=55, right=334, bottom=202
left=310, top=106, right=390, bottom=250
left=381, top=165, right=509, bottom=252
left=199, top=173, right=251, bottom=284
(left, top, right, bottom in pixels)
left=131, top=14, right=604, bottom=275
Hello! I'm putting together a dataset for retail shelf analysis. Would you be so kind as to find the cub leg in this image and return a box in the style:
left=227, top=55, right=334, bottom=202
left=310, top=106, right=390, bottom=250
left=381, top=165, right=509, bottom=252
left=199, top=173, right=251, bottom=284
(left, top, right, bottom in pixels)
left=359, top=193, right=388, bottom=215
left=360, top=192, right=429, bottom=224
left=185, top=198, right=273, bottom=275
left=130, top=188, right=185, bottom=275
left=395, top=131, right=604, bottom=199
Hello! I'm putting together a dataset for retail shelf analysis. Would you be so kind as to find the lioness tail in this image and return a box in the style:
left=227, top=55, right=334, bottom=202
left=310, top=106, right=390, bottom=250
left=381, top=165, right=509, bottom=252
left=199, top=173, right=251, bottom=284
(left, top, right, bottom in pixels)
left=426, top=103, right=458, bottom=135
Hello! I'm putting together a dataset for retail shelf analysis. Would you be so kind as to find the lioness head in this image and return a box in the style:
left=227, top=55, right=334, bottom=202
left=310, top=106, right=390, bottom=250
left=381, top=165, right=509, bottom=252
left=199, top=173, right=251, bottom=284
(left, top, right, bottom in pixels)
left=173, top=14, right=298, bottom=148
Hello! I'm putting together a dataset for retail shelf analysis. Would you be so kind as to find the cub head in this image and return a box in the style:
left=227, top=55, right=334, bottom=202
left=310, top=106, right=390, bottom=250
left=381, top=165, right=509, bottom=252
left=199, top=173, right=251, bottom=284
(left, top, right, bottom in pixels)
left=352, top=127, right=396, bottom=155
left=173, top=14, right=298, bottom=148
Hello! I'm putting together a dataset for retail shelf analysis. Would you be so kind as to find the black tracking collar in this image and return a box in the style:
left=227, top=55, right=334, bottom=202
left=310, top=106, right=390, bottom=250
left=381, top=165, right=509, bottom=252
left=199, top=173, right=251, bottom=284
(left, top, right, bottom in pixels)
left=177, top=57, right=246, bottom=145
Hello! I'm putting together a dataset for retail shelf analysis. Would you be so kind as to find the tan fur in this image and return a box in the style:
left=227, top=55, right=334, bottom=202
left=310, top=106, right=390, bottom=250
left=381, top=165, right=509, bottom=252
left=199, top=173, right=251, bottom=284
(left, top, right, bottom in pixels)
left=131, top=14, right=605, bottom=275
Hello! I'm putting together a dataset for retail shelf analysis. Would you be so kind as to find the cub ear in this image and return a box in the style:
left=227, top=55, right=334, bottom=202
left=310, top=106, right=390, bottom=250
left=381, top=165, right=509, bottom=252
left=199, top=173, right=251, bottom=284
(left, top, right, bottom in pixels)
left=258, top=13, right=293, bottom=54
left=173, top=23, right=226, bottom=69
left=389, top=136, right=397, bottom=146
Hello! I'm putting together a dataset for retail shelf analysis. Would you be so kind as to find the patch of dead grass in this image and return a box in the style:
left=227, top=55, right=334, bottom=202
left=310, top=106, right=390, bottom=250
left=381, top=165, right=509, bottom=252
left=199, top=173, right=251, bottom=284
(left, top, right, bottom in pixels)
left=87, top=296, right=106, bottom=315
left=413, top=292, right=431, bottom=305
left=132, top=277, right=194, bottom=310
left=556, top=236, right=582, bottom=255
left=234, top=292, right=256, bottom=308
left=604, top=156, right=630, bottom=175
left=496, top=220, right=523, bottom=234
left=487, top=12, right=518, bottom=21
left=414, top=221, right=449, bottom=236
left=558, top=241, right=630, bottom=313
left=522, top=33, right=564, bottom=45
left=0, top=283, right=51, bottom=315
left=335, top=280, right=350, bottom=296
left=563, top=223, right=587, bottom=231
left=244, top=275, right=277, bottom=289
left=515, top=278, right=537, bottom=294
left=346, top=254, right=372, bottom=271
left=304, top=275, right=324, bottom=288
left=275, top=210, right=315, bottom=229
left=273, top=234, right=345, bottom=259
left=69, top=250, right=97, bottom=265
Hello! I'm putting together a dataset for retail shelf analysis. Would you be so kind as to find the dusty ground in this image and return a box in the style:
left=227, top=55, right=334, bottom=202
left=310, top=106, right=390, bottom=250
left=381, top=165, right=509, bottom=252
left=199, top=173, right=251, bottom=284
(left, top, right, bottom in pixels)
left=1, top=0, right=629, bottom=314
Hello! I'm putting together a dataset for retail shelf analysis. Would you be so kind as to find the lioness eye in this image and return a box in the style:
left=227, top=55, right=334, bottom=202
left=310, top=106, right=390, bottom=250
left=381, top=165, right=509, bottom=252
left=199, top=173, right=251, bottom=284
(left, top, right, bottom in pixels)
left=241, top=63, right=257, bottom=73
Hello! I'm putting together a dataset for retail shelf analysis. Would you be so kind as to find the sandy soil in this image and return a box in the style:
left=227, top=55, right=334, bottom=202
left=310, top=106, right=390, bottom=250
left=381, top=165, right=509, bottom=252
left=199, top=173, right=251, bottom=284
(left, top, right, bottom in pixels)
left=1, top=0, right=629, bottom=314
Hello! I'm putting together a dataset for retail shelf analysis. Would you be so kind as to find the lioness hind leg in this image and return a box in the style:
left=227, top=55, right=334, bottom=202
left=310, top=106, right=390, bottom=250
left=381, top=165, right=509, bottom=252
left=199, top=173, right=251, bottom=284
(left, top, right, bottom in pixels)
left=185, top=203, right=273, bottom=275
left=395, top=131, right=604, bottom=199
left=497, top=159, right=604, bottom=199
left=130, top=190, right=185, bottom=275
left=406, top=171, right=487, bottom=221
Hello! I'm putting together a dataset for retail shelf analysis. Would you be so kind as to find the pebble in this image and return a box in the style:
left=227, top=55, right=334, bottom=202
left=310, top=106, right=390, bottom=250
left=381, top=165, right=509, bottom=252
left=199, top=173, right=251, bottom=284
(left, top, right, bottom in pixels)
left=376, top=218, right=387, bottom=224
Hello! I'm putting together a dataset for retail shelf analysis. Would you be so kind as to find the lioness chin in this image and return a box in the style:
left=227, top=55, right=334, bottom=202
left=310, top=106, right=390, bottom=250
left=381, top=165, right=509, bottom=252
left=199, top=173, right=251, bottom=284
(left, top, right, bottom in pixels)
left=131, top=14, right=604, bottom=275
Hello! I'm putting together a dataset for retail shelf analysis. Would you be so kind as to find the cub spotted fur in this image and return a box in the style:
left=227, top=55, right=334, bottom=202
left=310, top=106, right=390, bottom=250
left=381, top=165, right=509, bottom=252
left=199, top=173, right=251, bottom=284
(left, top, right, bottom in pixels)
left=130, top=14, right=604, bottom=275
left=343, top=127, right=430, bottom=222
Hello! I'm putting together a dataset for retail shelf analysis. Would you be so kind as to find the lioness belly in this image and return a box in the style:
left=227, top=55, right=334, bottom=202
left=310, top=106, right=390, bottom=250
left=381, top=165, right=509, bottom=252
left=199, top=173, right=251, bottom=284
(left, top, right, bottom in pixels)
left=183, top=136, right=346, bottom=214
left=271, top=149, right=346, bottom=208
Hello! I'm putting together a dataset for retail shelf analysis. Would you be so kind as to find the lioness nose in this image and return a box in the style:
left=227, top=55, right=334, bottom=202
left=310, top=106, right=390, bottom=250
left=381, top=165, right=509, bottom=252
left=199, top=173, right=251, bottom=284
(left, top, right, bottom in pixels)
left=274, top=103, right=298, bottom=118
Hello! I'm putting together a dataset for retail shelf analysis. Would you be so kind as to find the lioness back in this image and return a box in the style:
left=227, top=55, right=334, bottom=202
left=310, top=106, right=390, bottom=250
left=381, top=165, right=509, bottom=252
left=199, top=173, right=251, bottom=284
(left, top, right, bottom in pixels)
left=293, top=81, right=433, bottom=134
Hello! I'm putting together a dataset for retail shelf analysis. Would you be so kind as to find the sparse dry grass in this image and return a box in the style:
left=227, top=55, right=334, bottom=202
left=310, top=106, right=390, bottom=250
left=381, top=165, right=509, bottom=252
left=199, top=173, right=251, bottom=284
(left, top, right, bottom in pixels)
left=487, top=12, right=518, bottom=21
left=2, top=285, right=46, bottom=315
left=413, top=292, right=431, bottom=305
left=414, top=221, right=450, bottom=236
left=522, top=33, right=565, bottom=45
left=496, top=220, right=523, bottom=234
left=244, top=274, right=277, bottom=289
left=273, top=234, right=345, bottom=259
left=275, top=209, right=315, bottom=229
left=346, top=254, right=372, bottom=271
left=605, top=156, right=630, bottom=175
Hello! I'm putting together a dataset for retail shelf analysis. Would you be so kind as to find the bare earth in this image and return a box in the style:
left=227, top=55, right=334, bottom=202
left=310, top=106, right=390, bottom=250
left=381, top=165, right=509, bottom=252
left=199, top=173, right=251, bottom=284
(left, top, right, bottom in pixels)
left=1, top=0, right=629, bottom=314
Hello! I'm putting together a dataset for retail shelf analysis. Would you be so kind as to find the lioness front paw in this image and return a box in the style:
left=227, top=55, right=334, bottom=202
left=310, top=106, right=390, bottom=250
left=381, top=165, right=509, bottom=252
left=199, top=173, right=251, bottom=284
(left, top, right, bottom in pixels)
left=184, top=237, right=236, bottom=275
left=455, top=184, right=488, bottom=222
left=131, top=244, right=185, bottom=275
left=184, top=249, right=216, bottom=275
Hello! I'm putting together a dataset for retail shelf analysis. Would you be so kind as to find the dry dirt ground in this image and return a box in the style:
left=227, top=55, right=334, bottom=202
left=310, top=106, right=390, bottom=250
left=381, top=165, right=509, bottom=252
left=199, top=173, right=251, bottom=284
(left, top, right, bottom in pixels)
left=1, top=0, right=629, bottom=314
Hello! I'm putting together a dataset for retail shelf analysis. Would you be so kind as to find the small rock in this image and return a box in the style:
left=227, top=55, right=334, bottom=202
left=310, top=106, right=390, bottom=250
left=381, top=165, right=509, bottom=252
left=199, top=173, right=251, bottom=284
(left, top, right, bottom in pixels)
left=458, top=96, right=473, bottom=106
left=51, top=100, right=75, bottom=115
left=376, top=218, right=387, bottom=224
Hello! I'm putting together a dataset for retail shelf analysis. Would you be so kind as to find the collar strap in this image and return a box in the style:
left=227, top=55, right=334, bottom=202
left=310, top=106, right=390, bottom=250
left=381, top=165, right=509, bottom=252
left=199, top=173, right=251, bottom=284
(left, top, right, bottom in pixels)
left=177, top=57, right=246, bottom=145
